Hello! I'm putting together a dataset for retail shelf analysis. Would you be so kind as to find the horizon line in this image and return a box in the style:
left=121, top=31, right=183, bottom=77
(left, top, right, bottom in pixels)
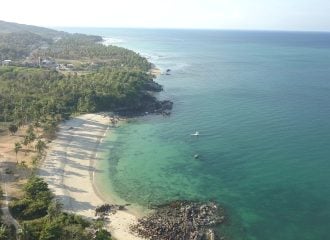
left=1, top=19, right=330, bottom=34
left=50, top=25, right=330, bottom=34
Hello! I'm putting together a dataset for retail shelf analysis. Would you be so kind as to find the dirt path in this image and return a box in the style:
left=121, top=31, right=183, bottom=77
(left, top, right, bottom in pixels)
left=0, top=160, right=20, bottom=232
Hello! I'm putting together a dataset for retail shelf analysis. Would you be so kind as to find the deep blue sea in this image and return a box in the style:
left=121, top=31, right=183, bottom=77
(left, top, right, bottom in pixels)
left=61, top=28, right=330, bottom=240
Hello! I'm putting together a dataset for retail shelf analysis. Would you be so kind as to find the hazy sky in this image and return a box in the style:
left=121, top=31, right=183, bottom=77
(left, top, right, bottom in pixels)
left=1, top=0, right=330, bottom=31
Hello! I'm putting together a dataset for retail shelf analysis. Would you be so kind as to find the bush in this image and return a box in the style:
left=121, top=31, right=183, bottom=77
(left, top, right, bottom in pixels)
left=9, top=175, right=112, bottom=239
left=9, top=177, right=52, bottom=220
left=8, top=124, right=18, bottom=135
left=95, top=229, right=112, bottom=240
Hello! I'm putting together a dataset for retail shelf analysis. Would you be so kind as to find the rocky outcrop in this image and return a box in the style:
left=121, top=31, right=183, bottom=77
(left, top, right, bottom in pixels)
left=130, top=201, right=226, bottom=240
left=115, top=94, right=173, bottom=117
left=152, top=100, right=173, bottom=114
left=95, top=203, right=130, bottom=218
left=144, top=80, right=163, bottom=92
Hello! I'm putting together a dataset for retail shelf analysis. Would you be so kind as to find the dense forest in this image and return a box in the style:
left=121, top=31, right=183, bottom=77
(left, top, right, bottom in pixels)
left=0, top=32, right=51, bottom=60
left=0, top=66, right=160, bottom=124
left=0, top=20, right=67, bottom=38
left=36, top=34, right=151, bottom=71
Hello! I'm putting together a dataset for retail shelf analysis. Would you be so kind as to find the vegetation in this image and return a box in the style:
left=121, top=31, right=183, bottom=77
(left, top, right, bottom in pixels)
left=35, top=139, right=47, bottom=156
left=10, top=176, right=52, bottom=220
left=0, top=186, right=15, bottom=240
left=0, top=20, right=163, bottom=240
left=0, top=20, right=158, bottom=125
left=8, top=176, right=112, bottom=240
left=0, top=66, right=157, bottom=124
left=8, top=124, right=17, bottom=135
left=0, top=31, right=51, bottom=60
left=0, top=218, right=14, bottom=240
left=14, top=142, right=22, bottom=163
left=36, top=34, right=150, bottom=71
left=0, top=20, right=67, bottom=61
left=0, top=20, right=67, bottom=38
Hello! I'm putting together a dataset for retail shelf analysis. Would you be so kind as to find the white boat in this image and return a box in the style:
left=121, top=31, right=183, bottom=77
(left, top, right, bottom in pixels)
left=191, top=131, right=200, bottom=136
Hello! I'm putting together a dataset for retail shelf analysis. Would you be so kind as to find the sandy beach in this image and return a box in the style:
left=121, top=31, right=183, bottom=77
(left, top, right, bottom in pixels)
left=39, top=113, right=145, bottom=240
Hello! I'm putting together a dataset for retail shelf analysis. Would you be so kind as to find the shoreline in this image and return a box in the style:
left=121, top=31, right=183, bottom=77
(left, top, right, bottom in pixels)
left=39, top=113, right=146, bottom=240
left=92, top=122, right=149, bottom=218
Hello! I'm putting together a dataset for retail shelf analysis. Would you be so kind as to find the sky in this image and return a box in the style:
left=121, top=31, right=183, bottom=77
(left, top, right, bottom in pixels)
left=1, top=0, right=330, bottom=31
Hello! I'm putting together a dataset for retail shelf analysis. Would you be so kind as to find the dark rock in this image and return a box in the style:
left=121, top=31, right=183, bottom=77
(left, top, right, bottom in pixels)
left=114, top=74, right=173, bottom=117
left=115, top=96, right=173, bottom=117
left=144, top=80, right=163, bottom=92
left=95, top=203, right=128, bottom=217
left=130, top=200, right=226, bottom=240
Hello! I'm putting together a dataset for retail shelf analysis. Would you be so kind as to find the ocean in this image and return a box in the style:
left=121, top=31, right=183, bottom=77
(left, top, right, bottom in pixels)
left=61, top=28, right=330, bottom=239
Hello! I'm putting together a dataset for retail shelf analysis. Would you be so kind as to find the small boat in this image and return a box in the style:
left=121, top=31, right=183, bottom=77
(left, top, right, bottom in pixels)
left=194, top=154, right=199, bottom=159
left=190, top=131, right=200, bottom=136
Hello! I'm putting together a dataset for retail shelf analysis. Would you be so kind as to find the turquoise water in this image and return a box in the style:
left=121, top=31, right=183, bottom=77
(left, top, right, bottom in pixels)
left=63, top=28, right=330, bottom=239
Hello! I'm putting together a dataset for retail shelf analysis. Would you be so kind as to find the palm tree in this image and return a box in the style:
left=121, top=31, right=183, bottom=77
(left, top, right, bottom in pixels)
left=47, top=200, right=62, bottom=221
left=35, top=139, right=47, bottom=156
left=26, top=125, right=36, bottom=145
left=22, top=136, right=29, bottom=156
left=18, top=223, right=31, bottom=240
left=14, top=142, right=22, bottom=164
left=0, top=225, right=8, bottom=240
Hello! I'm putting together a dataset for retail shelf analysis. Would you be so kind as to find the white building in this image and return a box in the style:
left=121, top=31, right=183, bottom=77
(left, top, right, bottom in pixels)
left=1, top=60, right=12, bottom=66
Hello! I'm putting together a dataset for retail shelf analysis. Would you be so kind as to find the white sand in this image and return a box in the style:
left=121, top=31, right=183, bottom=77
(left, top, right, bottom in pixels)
left=39, top=113, right=145, bottom=240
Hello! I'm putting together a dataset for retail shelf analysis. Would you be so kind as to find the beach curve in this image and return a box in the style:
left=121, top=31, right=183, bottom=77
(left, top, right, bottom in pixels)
left=39, top=113, right=145, bottom=240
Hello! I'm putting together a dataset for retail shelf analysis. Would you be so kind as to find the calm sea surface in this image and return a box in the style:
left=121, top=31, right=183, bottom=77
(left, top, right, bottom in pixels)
left=61, top=28, right=330, bottom=240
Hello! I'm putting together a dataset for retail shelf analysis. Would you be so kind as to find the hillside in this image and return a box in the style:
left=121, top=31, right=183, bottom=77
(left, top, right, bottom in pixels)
left=0, top=20, right=67, bottom=38
left=0, top=20, right=170, bottom=126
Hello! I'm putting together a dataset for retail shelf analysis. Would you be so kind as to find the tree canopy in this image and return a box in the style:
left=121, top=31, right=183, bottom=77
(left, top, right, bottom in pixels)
left=0, top=66, right=157, bottom=123
left=0, top=22, right=160, bottom=124
left=8, top=176, right=112, bottom=240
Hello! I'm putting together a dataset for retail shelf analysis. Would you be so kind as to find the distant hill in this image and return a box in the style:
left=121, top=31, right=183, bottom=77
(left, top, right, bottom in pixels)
left=0, top=20, right=102, bottom=60
left=0, top=20, right=67, bottom=38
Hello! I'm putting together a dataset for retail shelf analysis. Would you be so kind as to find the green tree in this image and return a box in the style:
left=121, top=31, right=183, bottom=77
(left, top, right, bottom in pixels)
left=0, top=224, right=9, bottom=240
left=95, top=229, right=112, bottom=240
left=18, top=223, right=33, bottom=240
left=8, top=124, right=18, bottom=135
left=24, top=177, right=49, bottom=199
left=10, top=177, right=53, bottom=220
left=35, top=139, right=47, bottom=156
left=47, top=200, right=62, bottom=221
left=22, top=136, right=29, bottom=148
left=14, top=142, right=22, bottom=163
left=8, top=170, right=113, bottom=239
left=26, top=125, right=36, bottom=145
left=39, top=222, right=61, bottom=240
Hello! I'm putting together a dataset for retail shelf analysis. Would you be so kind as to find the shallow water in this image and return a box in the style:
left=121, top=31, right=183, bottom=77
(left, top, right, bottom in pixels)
left=62, top=28, right=330, bottom=239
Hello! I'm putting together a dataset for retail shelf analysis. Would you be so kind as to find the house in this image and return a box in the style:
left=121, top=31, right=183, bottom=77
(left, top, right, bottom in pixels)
left=40, top=58, right=58, bottom=69
left=2, top=60, right=12, bottom=66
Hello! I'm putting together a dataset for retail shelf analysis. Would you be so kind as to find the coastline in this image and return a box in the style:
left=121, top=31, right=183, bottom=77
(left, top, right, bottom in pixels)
left=39, top=113, right=146, bottom=240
